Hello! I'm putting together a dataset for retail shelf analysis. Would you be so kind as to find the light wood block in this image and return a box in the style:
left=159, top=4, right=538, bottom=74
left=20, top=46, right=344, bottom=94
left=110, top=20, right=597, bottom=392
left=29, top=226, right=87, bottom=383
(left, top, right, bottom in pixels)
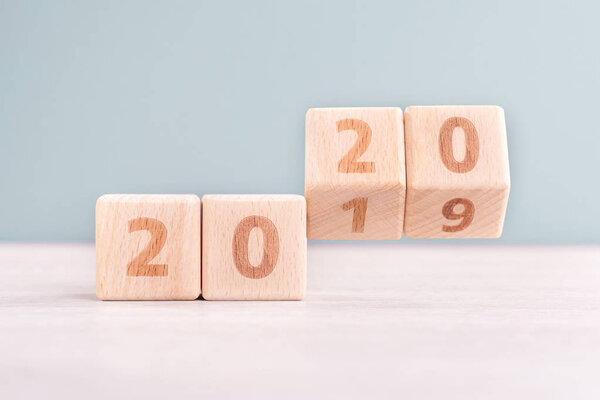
left=404, top=106, right=510, bottom=238
left=305, top=107, right=406, bottom=240
left=201, top=195, right=306, bottom=300
left=96, top=194, right=201, bottom=300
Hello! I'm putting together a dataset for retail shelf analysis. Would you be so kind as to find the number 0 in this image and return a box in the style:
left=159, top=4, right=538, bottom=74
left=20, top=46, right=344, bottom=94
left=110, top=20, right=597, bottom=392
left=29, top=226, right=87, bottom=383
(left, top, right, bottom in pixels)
left=232, top=216, right=280, bottom=279
left=439, top=117, right=479, bottom=173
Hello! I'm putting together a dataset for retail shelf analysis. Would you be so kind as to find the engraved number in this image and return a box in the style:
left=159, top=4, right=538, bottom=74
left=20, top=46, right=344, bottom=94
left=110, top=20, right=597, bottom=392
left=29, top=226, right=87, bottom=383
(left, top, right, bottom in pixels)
left=442, top=198, right=475, bottom=232
left=337, top=119, right=376, bottom=173
left=439, top=117, right=479, bottom=173
left=127, top=217, right=168, bottom=276
left=232, top=216, right=280, bottom=279
left=341, top=197, right=368, bottom=233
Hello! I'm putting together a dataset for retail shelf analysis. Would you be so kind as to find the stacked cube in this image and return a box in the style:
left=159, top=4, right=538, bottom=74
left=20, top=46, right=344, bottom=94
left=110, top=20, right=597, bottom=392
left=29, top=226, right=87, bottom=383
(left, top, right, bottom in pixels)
left=96, top=106, right=510, bottom=301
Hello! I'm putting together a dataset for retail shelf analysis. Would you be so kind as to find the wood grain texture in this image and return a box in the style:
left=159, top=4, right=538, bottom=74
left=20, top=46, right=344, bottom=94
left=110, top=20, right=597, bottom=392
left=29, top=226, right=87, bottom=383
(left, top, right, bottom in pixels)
left=201, top=194, right=306, bottom=300
left=96, top=194, right=200, bottom=300
left=404, top=106, right=510, bottom=238
left=2, top=243, right=600, bottom=400
left=305, top=107, right=406, bottom=240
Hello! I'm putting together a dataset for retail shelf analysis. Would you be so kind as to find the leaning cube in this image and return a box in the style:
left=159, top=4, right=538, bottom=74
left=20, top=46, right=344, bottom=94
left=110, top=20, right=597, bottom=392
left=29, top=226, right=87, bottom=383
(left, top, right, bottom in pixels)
left=202, top=195, right=306, bottom=300
left=96, top=194, right=201, bottom=300
left=404, top=106, right=510, bottom=238
left=305, top=107, right=406, bottom=239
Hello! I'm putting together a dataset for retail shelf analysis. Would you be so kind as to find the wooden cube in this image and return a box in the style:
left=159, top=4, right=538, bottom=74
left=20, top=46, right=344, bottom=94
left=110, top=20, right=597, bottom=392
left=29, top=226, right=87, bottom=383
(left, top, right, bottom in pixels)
left=201, top=195, right=306, bottom=300
left=404, top=106, right=510, bottom=238
left=305, top=107, right=406, bottom=239
left=96, top=194, right=201, bottom=300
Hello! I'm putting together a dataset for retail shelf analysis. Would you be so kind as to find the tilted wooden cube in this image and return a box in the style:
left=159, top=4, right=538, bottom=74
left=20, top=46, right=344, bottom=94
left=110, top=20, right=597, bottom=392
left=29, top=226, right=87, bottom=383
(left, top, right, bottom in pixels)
left=96, top=194, right=201, bottom=300
left=305, top=107, right=406, bottom=239
left=201, top=195, right=306, bottom=300
left=404, top=106, right=510, bottom=238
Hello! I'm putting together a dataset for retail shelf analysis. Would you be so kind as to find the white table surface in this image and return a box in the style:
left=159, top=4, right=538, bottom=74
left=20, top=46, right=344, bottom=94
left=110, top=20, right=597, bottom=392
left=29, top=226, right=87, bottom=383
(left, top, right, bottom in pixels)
left=1, top=243, right=599, bottom=399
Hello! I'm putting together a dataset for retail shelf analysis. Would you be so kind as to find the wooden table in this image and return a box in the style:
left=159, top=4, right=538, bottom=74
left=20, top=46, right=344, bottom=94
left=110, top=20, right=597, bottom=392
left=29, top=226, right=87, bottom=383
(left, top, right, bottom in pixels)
left=1, top=243, right=599, bottom=399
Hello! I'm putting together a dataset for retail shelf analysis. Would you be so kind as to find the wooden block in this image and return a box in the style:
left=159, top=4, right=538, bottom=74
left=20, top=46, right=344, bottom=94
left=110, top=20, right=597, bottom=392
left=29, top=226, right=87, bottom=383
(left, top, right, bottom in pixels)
left=404, top=106, right=510, bottom=238
left=96, top=194, right=201, bottom=300
left=201, top=195, right=306, bottom=300
left=305, top=107, right=406, bottom=240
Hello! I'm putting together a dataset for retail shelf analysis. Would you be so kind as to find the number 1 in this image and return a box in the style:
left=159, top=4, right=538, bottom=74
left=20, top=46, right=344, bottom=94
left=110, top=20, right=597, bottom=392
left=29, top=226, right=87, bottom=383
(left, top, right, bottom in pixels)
left=341, top=197, right=368, bottom=233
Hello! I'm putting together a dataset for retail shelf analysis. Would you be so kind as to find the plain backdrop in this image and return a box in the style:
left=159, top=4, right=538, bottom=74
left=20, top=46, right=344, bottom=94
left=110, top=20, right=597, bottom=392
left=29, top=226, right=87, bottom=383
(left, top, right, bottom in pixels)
left=1, top=0, right=599, bottom=243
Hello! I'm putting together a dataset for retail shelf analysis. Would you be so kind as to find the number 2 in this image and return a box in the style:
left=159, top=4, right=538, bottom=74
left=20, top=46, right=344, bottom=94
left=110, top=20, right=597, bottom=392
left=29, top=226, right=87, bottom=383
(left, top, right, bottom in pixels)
left=127, top=217, right=168, bottom=276
left=337, top=119, right=376, bottom=173
left=341, top=197, right=368, bottom=233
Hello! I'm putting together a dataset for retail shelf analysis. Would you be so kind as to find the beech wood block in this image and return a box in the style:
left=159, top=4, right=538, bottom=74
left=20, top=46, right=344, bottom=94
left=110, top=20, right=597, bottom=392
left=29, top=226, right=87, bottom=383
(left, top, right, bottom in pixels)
left=201, top=195, right=306, bottom=300
left=305, top=107, right=406, bottom=240
left=404, top=106, right=510, bottom=238
left=96, top=194, right=201, bottom=300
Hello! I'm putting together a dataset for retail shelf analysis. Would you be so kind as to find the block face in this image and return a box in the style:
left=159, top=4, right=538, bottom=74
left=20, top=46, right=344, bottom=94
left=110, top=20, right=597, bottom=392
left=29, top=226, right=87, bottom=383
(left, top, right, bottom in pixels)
left=307, top=184, right=404, bottom=240
left=201, top=195, right=306, bottom=300
left=305, top=107, right=406, bottom=239
left=404, top=106, right=510, bottom=238
left=96, top=194, right=201, bottom=300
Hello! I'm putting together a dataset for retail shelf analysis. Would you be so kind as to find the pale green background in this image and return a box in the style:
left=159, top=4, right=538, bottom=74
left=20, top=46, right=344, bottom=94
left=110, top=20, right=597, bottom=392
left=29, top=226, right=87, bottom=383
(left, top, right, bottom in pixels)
left=1, top=0, right=599, bottom=243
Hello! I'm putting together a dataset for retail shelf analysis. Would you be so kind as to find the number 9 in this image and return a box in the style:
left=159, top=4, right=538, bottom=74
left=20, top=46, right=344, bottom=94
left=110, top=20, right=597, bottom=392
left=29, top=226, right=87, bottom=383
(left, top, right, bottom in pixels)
left=442, top=198, right=475, bottom=232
